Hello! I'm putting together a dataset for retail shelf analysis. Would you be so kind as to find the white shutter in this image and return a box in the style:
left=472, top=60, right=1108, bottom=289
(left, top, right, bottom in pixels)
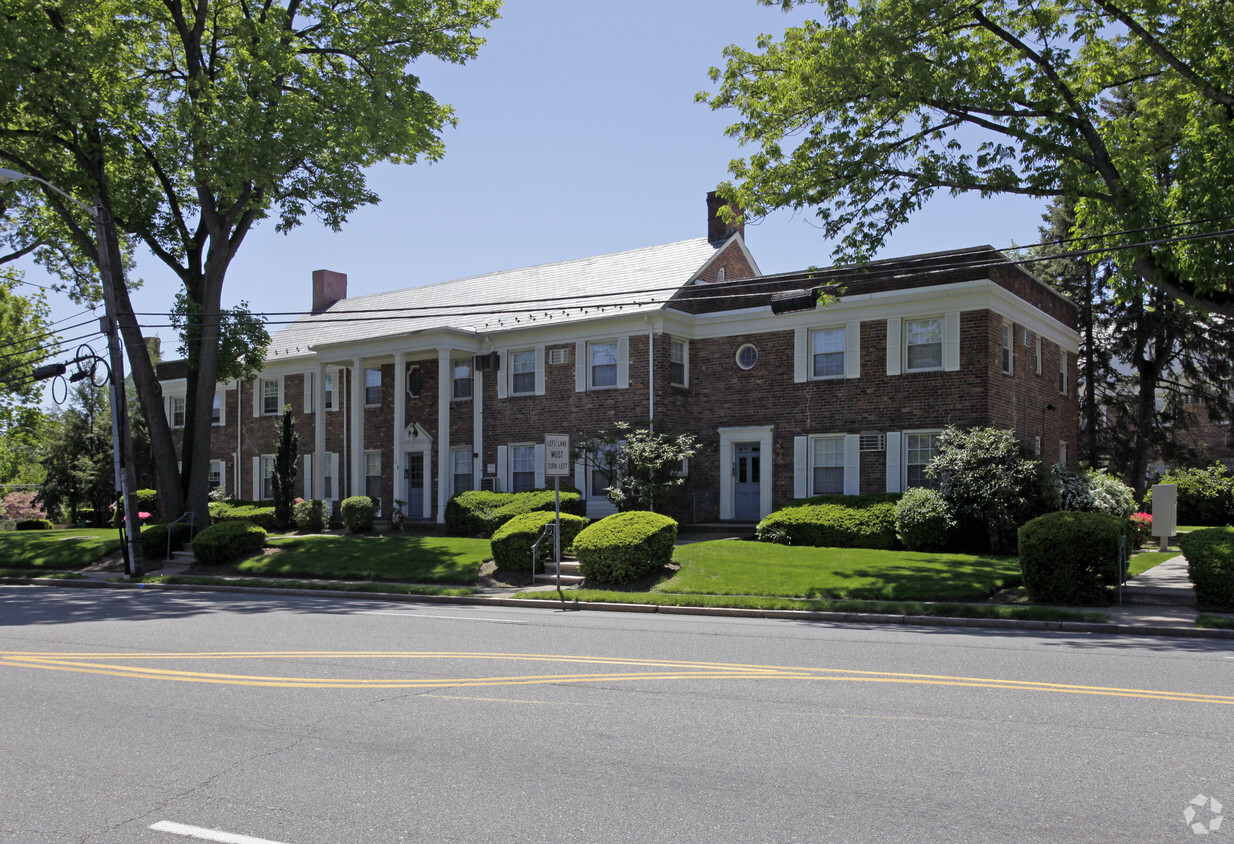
left=575, top=341, right=587, bottom=392
left=574, top=458, right=586, bottom=497
left=277, top=375, right=286, bottom=412
left=496, top=351, right=508, bottom=400
left=216, top=461, right=227, bottom=497
left=885, top=432, right=902, bottom=493
left=496, top=445, right=508, bottom=493
left=534, top=345, right=546, bottom=395
left=303, top=372, right=314, bottom=414
left=943, top=312, right=961, bottom=372
left=794, top=328, right=808, bottom=383
left=303, top=454, right=312, bottom=498
left=251, top=456, right=261, bottom=499
left=252, top=379, right=260, bottom=417
left=886, top=318, right=902, bottom=376
left=844, top=434, right=861, bottom=495
left=793, top=436, right=808, bottom=498
left=681, top=341, right=690, bottom=389
left=534, top=444, right=546, bottom=488
left=845, top=322, right=861, bottom=379
left=617, top=336, right=629, bottom=389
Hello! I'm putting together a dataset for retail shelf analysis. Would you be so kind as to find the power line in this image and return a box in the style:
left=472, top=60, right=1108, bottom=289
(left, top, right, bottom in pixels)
left=0, top=317, right=97, bottom=358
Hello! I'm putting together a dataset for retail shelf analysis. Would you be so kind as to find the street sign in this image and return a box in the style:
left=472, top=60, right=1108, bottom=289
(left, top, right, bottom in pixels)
left=545, top=434, right=571, bottom=477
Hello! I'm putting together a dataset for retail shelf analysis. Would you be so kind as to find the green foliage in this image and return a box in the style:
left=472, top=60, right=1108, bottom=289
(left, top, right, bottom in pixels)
left=169, top=291, right=269, bottom=384
left=292, top=499, right=327, bottom=534
left=574, top=511, right=678, bottom=585
left=756, top=496, right=898, bottom=549
left=209, top=502, right=277, bottom=531
left=1147, top=464, right=1234, bottom=526
left=138, top=521, right=195, bottom=560
left=340, top=496, right=376, bottom=533
left=191, top=520, right=268, bottom=565
left=894, top=487, right=956, bottom=552
left=490, top=511, right=590, bottom=573
left=575, top=422, right=697, bottom=512
left=1178, top=527, right=1234, bottom=610
left=445, top=488, right=585, bottom=537
left=16, top=518, right=53, bottom=530
left=271, top=409, right=298, bottom=530
left=0, top=270, right=52, bottom=485
left=700, top=1, right=1234, bottom=315
left=1052, top=466, right=1136, bottom=517
left=37, top=381, right=115, bottom=523
left=928, top=427, right=1055, bottom=552
left=1018, top=512, right=1126, bottom=604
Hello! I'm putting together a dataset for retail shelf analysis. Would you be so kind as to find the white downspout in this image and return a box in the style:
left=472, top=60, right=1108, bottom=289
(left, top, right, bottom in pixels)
left=647, top=318, right=655, bottom=430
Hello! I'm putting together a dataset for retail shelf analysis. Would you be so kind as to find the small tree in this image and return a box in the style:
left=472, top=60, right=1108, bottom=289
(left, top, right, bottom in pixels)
left=575, top=422, right=697, bottom=513
left=927, top=427, right=1055, bottom=553
left=270, top=408, right=298, bottom=531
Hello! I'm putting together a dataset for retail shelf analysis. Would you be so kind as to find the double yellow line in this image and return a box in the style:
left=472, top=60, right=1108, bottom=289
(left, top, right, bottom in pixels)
left=1, top=650, right=1231, bottom=704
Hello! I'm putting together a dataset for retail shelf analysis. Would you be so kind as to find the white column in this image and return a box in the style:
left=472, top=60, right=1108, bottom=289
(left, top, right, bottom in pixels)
left=472, top=368, right=483, bottom=490
left=437, top=349, right=451, bottom=523
left=314, top=361, right=326, bottom=499
left=393, top=351, right=406, bottom=511
left=351, top=358, right=364, bottom=500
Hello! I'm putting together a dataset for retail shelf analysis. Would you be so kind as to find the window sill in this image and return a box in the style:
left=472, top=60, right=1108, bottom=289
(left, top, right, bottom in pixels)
left=904, top=367, right=944, bottom=374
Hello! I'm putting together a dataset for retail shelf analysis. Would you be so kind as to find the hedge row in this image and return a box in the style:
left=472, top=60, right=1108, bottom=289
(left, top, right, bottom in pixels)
left=756, top=494, right=899, bottom=549
left=1017, top=511, right=1125, bottom=604
left=139, top=521, right=196, bottom=560
left=445, top=488, right=585, bottom=537
left=209, top=501, right=277, bottom=531
left=1179, top=527, right=1234, bottom=610
left=191, top=520, right=267, bottom=565
left=574, top=511, right=677, bottom=585
left=491, top=511, right=590, bottom=573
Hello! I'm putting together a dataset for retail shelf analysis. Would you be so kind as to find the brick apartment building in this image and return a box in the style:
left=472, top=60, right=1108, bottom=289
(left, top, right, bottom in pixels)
left=158, top=193, right=1080, bottom=525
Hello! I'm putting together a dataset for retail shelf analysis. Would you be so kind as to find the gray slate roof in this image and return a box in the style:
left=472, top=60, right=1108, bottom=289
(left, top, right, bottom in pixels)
left=265, top=237, right=724, bottom=362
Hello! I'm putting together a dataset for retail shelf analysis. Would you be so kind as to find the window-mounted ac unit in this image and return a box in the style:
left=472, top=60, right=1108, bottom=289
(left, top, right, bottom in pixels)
left=859, top=432, right=886, bottom=452
left=1017, top=325, right=1031, bottom=347
left=479, top=477, right=498, bottom=492
left=548, top=347, right=571, bottom=366
left=474, top=352, right=501, bottom=372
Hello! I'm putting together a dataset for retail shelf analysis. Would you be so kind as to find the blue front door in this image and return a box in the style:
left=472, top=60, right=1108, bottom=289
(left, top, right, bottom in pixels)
left=734, top=442, right=761, bottom=521
left=405, top=452, right=425, bottom=520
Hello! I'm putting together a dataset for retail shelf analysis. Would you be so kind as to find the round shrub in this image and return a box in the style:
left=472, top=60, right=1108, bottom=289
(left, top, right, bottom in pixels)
left=491, top=511, right=590, bottom=573
left=756, top=497, right=898, bottom=549
left=139, top=521, right=195, bottom=560
left=16, top=519, right=53, bottom=530
left=1178, top=527, right=1234, bottom=610
left=1018, top=511, right=1126, bottom=604
left=209, top=502, right=277, bottom=531
left=340, top=496, right=376, bottom=533
left=191, top=520, right=267, bottom=565
left=574, top=511, right=677, bottom=585
left=894, top=487, right=956, bottom=551
left=292, top=499, right=327, bottom=534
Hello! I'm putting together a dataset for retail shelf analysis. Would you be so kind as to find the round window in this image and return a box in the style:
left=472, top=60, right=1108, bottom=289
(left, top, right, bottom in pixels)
left=735, top=343, right=758, bottom=370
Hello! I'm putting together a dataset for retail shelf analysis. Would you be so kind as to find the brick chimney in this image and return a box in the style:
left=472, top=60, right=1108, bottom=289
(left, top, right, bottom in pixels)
left=707, top=190, right=744, bottom=242
left=312, top=269, right=347, bottom=313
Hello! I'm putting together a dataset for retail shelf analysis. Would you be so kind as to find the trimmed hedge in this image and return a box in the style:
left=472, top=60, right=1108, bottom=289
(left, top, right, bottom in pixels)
left=445, top=488, right=585, bottom=537
left=340, top=496, right=375, bottom=533
left=1018, top=511, right=1125, bottom=604
left=491, top=511, right=590, bottom=573
left=757, top=495, right=899, bottom=549
left=209, top=502, right=277, bottom=531
left=292, top=499, right=328, bottom=534
left=16, top=519, right=54, bottom=531
left=139, top=521, right=196, bottom=560
left=1179, top=527, right=1234, bottom=610
left=574, top=511, right=677, bottom=585
left=894, top=488, right=956, bottom=552
left=191, top=520, right=268, bottom=565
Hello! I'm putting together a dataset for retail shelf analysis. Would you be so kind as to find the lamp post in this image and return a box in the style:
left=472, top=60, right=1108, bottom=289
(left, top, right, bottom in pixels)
left=0, top=167, right=144, bottom=576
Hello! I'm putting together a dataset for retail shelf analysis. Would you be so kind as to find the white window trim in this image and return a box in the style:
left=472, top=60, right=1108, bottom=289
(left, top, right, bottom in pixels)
left=1035, top=335, right=1043, bottom=376
left=902, top=429, right=943, bottom=490
left=208, top=459, right=226, bottom=491
left=1059, top=350, right=1069, bottom=396
left=211, top=392, right=225, bottom=426
left=450, top=447, right=475, bottom=496
left=506, top=346, right=545, bottom=397
left=794, top=433, right=860, bottom=497
left=904, top=316, right=945, bottom=373
left=508, top=443, right=538, bottom=492
left=169, top=395, right=186, bottom=429
left=809, top=325, right=851, bottom=381
left=451, top=358, right=473, bottom=402
left=304, top=369, right=339, bottom=414
left=718, top=426, right=774, bottom=521
left=887, top=313, right=960, bottom=375
left=670, top=339, right=689, bottom=388
left=1002, top=322, right=1014, bottom=376
left=576, top=337, right=629, bottom=391
left=365, top=368, right=382, bottom=408
left=253, top=375, right=285, bottom=417
left=364, top=449, right=382, bottom=515
left=254, top=454, right=276, bottom=500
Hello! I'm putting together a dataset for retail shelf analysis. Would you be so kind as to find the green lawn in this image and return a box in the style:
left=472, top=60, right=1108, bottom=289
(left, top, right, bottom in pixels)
left=658, top=540, right=1021, bottom=602
left=1126, top=550, right=1181, bottom=578
left=0, top=528, right=121, bottom=569
left=232, top=534, right=488, bottom=585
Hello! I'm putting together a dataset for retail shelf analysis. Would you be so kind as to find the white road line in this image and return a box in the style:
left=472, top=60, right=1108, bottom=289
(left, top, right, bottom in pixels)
left=357, top=611, right=527, bottom=624
left=149, top=820, right=292, bottom=844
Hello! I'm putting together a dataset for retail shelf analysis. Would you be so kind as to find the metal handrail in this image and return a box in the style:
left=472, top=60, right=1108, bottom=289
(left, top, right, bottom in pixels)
left=530, top=522, right=556, bottom=578
left=166, top=511, right=196, bottom=561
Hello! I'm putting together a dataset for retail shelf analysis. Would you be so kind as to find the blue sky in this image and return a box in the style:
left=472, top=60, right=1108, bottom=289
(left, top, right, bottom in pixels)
left=21, top=0, right=1048, bottom=352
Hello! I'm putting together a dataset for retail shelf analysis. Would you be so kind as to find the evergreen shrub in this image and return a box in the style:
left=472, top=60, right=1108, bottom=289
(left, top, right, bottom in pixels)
left=573, top=511, right=677, bottom=585
left=757, top=495, right=899, bottom=549
left=1018, top=511, right=1126, bottom=604
left=1145, top=464, right=1234, bottom=526
left=139, top=521, right=195, bottom=560
left=292, top=499, right=328, bottom=533
left=445, top=488, right=585, bottom=537
left=894, top=488, right=956, bottom=551
left=15, top=519, right=53, bottom=530
left=191, top=520, right=267, bottom=565
left=1178, top=527, right=1234, bottom=610
left=340, top=496, right=376, bottom=533
left=210, top=502, right=277, bottom=531
left=490, top=511, right=590, bottom=573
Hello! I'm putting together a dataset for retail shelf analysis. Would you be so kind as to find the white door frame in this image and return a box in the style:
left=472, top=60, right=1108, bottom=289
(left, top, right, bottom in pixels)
left=404, top=422, right=433, bottom=520
left=718, top=426, right=774, bottom=521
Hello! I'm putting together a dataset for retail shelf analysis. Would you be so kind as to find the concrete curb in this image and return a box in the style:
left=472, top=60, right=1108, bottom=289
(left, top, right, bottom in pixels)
left=7, top=575, right=1234, bottom=641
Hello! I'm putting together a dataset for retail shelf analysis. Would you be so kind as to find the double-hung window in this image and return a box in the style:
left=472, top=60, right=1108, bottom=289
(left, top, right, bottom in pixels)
left=1002, top=323, right=1014, bottom=375
left=670, top=340, right=688, bottom=387
left=905, top=432, right=941, bottom=489
left=365, top=368, right=382, bottom=406
left=511, top=445, right=535, bottom=493
left=511, top=351, right=535, bottom=395
left=170, top=396, right=186, bottom=428
left=365, top=451, right=382, bottom=514
left=261, top=379, right=280, bottom=415
left=812, top=327, right=845, bottom=379
left=323, top=453, right=338, bottom=501
left=259, top=455, right=275, bottom=500
left=452, top=448, right=474, bottom=494
left=208, top=459, right=225, bottom=491
left=453, top=360, right=473, bottom=400
left=324, top=372, right=336, bottom=410
left=905, top=318, right=944, bottom=371
left=590, top=341, right=618, bottom=389
left=811, top=436, right=844, bottom=495
left=1059, top=351, right=1068, bottom=396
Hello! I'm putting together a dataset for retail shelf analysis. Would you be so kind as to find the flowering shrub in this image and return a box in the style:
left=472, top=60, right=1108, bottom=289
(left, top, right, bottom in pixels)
left=0, top=491, right=46, bottom=522
left=1129, top=512, right=1153, bottom=546
left=1052, top=466, right=1136, bottom=517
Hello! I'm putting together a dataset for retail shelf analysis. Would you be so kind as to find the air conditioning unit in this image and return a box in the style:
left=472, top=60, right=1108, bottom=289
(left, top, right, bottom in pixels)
left=859, top=432, right=886, bottom=452
left=474, top=352, right=501, bottom=372
left=548, top=347, right=571, bottom=366
left=480, top=477, right=498, bottom=492
left=1017, top=325, right=1031, bottom=347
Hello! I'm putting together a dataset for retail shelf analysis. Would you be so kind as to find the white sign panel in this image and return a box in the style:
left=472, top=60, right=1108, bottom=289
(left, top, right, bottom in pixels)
left=545, top=434, right=571, bottom=477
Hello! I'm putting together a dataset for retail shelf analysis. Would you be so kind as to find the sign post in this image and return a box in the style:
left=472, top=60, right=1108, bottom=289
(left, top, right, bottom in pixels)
left=544, top=435, right=571, bottom=592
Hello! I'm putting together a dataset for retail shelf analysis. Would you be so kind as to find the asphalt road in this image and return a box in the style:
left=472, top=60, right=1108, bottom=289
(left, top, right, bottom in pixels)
left=1, top=585, right=1231, bottom=843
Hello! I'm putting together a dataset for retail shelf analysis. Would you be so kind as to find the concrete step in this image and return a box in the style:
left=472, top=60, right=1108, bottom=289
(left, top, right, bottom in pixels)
left=1119, top=585, right=1197, bottom=607
left=171, top=550, right=196, bottom=562
left=540, top=561, right=581, bottom=575
left=534, top=573, right=585, bottom=586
